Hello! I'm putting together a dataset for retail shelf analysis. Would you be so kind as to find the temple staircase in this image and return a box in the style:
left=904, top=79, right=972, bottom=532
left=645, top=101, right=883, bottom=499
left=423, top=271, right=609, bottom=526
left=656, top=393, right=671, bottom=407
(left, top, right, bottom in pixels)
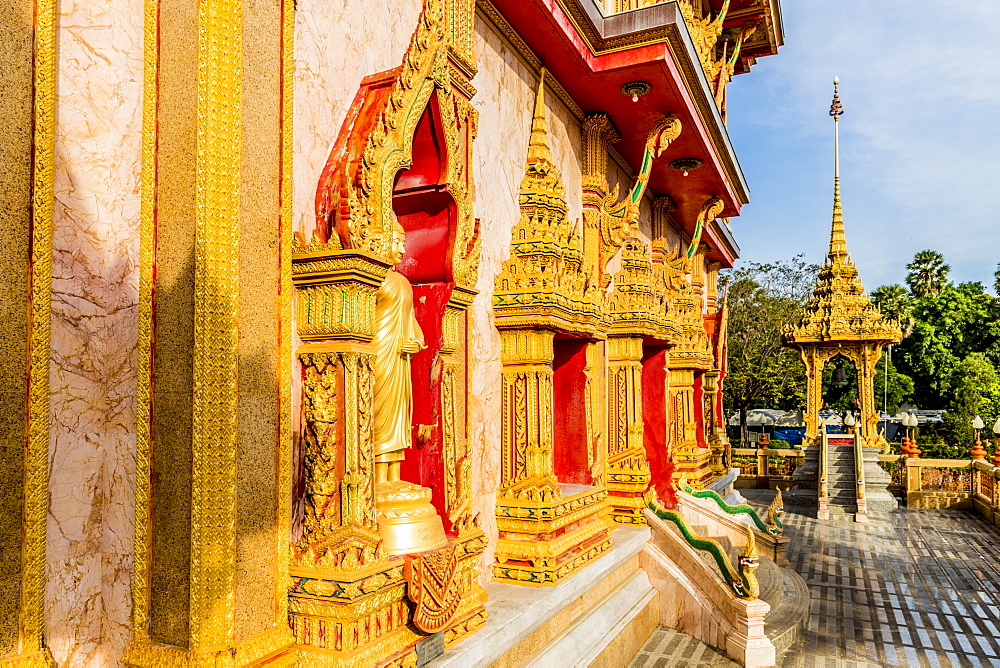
left=824, top=443, right=860, bottom=518
left=641, top=487, right=809, bottom=667
left=789, top=432, right=896, bottom=521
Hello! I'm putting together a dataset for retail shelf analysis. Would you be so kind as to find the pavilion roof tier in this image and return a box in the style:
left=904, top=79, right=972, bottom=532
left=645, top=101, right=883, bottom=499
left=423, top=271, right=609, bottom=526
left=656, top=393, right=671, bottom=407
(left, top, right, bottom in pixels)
left=482, top=0, right=781, bottom=267
left=784, top=254, right=902, bottom=347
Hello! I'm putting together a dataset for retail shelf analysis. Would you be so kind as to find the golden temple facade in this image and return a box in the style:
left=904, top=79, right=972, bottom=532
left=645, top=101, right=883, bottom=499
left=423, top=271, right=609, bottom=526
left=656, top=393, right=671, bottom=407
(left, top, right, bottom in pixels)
left=0, top=0, right=783, bottom=666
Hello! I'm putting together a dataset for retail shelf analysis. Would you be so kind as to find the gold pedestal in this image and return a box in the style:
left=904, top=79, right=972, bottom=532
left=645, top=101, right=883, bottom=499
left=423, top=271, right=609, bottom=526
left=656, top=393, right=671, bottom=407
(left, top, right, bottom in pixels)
left=376, top=480, right=448, bottom=556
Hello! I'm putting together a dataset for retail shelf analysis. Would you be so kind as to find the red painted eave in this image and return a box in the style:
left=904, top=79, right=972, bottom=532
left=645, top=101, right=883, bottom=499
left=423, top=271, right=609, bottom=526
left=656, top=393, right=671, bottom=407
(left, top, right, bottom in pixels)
left=484, top=1, right=742, bottom=261
left=483, top=0, right=780, bottom=267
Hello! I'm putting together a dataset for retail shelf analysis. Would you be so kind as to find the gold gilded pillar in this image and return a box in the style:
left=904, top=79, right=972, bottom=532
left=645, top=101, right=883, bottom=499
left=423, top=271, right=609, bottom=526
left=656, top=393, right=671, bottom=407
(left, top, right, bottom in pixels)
left=703, top=370, right=726, bottom=475
left=669, top=367, right=712, bottom=486
left=605, top=336, right=651, bottom=524
left=493, top=330, right=612, bottom=586
left=499, top=330, right=559, bottom=493
left=0, top=0, right=55, bottom=662
left=126, top=0, right=295, bottom=661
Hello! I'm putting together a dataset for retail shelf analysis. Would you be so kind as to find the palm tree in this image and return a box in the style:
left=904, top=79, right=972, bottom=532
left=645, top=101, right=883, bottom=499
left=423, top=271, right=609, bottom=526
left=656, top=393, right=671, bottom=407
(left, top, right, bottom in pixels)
left=905, top=250, right=951, bottom=297
left=870, top=283, right=915, bottom=337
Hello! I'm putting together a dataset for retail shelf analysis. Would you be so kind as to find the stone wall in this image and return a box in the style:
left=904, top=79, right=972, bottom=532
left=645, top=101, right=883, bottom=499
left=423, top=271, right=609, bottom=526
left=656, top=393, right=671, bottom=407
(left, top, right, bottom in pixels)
left=47, top=0, right=143, bottom=663
left=292, top=0, right=424, bottom=238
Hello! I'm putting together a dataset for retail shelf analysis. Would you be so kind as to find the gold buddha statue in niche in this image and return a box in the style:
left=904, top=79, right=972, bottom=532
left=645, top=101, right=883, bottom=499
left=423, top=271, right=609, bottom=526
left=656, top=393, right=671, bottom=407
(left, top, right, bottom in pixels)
left=373, top=228, right=448, bottom=555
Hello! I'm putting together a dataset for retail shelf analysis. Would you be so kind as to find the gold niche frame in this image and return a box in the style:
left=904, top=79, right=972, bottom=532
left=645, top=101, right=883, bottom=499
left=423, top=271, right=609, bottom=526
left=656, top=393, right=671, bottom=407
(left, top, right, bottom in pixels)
left=287, top=1, right=489, bottom=665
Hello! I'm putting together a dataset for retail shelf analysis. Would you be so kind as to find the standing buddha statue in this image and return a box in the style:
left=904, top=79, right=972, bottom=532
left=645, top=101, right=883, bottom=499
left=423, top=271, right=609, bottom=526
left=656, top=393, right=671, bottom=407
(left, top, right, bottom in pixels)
left=372, top=227, right=448, bottom=555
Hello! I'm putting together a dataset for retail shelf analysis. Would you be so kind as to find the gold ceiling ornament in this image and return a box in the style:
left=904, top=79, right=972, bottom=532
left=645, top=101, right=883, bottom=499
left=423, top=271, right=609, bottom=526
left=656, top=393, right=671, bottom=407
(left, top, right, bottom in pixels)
left=620, top=80, right=652, bottom=102
left=668, top=157, right=703, bottom=176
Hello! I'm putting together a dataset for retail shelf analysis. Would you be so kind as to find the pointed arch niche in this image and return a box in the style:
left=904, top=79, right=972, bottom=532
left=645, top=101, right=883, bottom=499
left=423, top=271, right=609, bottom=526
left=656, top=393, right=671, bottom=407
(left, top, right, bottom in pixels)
left=289, top=46, right=486, bottom=659
left=391, top=91, right=465, bottom=534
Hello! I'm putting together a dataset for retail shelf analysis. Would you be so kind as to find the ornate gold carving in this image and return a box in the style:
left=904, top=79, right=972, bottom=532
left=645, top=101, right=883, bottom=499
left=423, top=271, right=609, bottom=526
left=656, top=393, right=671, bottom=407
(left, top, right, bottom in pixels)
left=19, top=0, right=57, bottom=659
left=605, top=336, right=650, bottom=524
left=291, top=1, right=486, bottom=661
left=499, top=360, right=558, bottom=498
left=297, top=283, right=379, bottom=341
left=277, top=0, right=295, bottom=625
left=712, top=21, right=757, bottom=118
left=311, top=0, right=481, bottom=294
left=581, top=112, right=620, bottom=197
left=493, top=76, right=599, bottom=335
left=589, top=114, right=682, bottom=263
left=404, top=545, right=463, bottom=632
left=129, top=0, right=158, bottom=646
left=187, top=0, right=244, bottom=648
left=784, top=192, right=901, bottom=346
left=784, top=153, right=901, bottom=450
left=290, top=532, right=485, bottom=665
left=677, top=0, right=730, bottom=82
left=300, top=352, right=344, bottom=539
left=296, top=349, right=380, bottom=563
left=737, top=526, right=760, bottom=601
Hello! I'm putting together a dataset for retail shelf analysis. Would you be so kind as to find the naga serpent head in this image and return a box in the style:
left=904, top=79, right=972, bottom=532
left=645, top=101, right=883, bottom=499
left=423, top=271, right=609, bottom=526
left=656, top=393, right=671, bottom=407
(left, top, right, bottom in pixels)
left=648, top=114, right=682, bottom=159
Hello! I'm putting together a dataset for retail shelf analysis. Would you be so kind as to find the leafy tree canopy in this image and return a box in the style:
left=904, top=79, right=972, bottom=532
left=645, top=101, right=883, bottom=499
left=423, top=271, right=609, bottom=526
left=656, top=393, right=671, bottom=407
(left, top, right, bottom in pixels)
left=722, top=255, right=818, bottom=442
left=905, top=249, right=951, bottom=297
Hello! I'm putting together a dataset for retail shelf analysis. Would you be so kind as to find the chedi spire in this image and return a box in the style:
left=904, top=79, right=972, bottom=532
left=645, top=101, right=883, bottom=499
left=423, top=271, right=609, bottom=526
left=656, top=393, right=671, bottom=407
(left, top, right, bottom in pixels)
left=828, top=76, right=847, bottom=261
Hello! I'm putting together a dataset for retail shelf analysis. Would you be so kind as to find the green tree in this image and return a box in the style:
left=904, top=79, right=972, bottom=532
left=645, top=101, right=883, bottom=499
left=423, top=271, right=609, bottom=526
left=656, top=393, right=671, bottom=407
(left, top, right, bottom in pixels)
left=870, top=284, right=914, bottom=337
left=994, top=261, right=1000, bottom=296
left=948, top=353, right=1000, bottom=421
left=895, top=281, right=1000, bottom=407
left=722, top=255, right=818, bottom=445
left=905, top=250, right=951, bottom=297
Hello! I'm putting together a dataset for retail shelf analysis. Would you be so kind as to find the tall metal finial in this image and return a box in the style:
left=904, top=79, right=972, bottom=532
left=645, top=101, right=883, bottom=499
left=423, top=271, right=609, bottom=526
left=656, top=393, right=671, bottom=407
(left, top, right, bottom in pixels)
left=828, top=77, right=847, bottom=260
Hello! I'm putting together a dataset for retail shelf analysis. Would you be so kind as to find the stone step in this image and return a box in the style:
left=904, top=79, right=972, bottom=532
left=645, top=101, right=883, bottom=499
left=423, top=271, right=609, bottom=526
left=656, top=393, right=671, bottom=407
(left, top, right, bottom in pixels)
left=630, top=627, right=737, bottom=667
left=525, top=570, right=657, bottom=667
left=760, top=561, right=810, bottom=655
left=435, top=526, right=652, bottom=668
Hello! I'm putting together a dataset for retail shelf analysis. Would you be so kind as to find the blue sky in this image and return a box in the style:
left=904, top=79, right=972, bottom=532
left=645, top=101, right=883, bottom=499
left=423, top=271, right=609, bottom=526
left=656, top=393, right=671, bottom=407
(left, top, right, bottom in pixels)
left=726, top=1, right=1000, bottom=291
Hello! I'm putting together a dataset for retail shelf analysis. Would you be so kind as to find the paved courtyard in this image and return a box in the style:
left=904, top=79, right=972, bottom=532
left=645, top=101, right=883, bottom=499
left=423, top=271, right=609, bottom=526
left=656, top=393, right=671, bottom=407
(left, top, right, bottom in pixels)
left=632, top=497, right=1000, bottom=667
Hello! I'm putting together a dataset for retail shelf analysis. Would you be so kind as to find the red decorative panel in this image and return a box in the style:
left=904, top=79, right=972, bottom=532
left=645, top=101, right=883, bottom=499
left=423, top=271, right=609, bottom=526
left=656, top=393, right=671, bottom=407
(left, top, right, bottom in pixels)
left=552, top=338, right=591, bottom=485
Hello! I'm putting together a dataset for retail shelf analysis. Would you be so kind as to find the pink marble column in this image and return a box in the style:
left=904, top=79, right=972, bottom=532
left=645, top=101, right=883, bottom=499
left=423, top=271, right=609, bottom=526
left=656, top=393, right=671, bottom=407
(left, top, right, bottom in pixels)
left=47, top=0, right=143, bottom=664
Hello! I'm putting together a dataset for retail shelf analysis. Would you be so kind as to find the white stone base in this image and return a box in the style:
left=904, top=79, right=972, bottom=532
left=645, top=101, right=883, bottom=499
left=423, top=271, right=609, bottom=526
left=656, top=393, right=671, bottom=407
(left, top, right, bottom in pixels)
left=711, top=468, right=746, bottom=505
left=524, top=571, right=656, bottom=667
left=642, top=510, right=776, bottom=667
left=431, top=526, right=650, bottom=667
